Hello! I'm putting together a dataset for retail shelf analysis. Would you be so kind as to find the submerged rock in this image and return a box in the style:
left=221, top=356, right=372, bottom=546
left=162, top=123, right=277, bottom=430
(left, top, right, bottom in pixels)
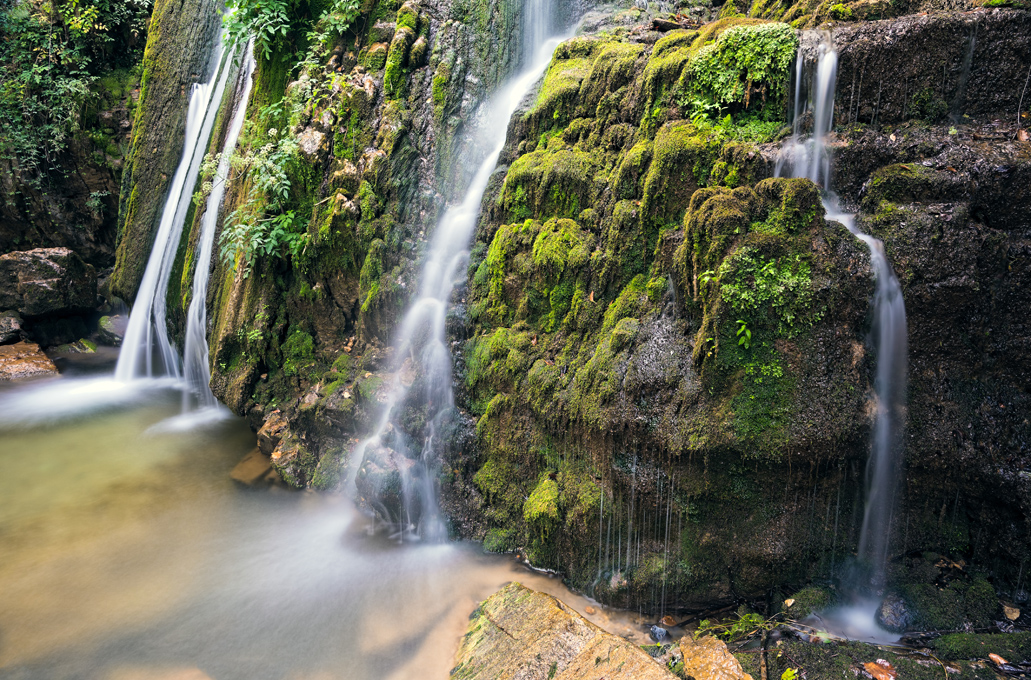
left=679, top=635, right=754, bottom=680
left=0, top=341, right=58, bottom=380
left=452, top=582, right=675, bottom=679
left=0, top=248, right=96, bottom=317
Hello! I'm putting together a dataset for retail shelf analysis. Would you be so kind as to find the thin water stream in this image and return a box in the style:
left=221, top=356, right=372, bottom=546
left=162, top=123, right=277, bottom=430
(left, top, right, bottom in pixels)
left=0, top=366, right=652, bottom=679
left=776, top=36, right=908, bottom=643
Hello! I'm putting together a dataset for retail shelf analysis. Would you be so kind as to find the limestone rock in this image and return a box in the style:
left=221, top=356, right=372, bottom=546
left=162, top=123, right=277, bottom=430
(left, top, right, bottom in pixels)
left=452, top=582, right=675, bottom=680
left=0, top=341, right=58, bottom=380
left=679, top=635, right=753, bottom=680
left=0, top=248, right=97, bottom=317
left=0, top=310, right=22, bottom=344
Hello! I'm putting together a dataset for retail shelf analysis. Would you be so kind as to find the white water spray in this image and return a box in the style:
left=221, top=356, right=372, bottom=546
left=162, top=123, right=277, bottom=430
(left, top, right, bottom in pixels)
left=115, top=40, right=235, bottom=383
left=347, top=6, right=569, bottom=540
left=181, top=44, right=256, bottom=414
left=777, top=37, right=908, bottom=596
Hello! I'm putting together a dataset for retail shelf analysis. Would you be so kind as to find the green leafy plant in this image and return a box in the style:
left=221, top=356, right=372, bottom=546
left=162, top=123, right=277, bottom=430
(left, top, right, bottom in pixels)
left=682, top=22, right=797, bottom=119
left=736, top=319, right=752, bottom=349
left=695, top=612, right=771, bottom=641
left=0, top=0, right=152, bottom=181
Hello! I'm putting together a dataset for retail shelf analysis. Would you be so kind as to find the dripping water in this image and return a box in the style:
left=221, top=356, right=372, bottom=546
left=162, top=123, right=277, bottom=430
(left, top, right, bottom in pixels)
left=776, top=35, right=907, bottom=641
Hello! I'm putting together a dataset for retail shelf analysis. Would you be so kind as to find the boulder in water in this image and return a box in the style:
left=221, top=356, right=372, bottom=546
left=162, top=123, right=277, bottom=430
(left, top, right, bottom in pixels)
left=649, top=625, right=668, bottom=641
left=877, top=593, right=912, bottom=632
left=96, top=315, right=126, bottom=346
left=0, top=341, right=58, bottom=380
left=679, top=635, right=754, bottom=680
left=452, top=582, right=676, bottom=679
left=0, top=248, right=96, bottom=317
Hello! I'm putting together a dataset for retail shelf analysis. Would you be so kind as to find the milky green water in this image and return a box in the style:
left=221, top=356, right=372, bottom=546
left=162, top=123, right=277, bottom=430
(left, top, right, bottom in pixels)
left=0, top=376, right=647, bottom=680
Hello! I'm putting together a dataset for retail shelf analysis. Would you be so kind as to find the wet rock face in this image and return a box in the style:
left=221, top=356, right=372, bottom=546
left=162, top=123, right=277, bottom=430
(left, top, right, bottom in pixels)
left=0, top=341, right=58, bottom=380
left=0, top=248, right=97, bottom=318
left=110, top=0, right=221, bottom=302
left=451, top=582, right=676, bottom=679
left=808, top=10, right=1031, bottom=126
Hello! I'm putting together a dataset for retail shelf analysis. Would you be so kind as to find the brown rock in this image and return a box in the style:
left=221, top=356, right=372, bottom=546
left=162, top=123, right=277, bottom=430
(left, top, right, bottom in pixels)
left=452, top=582, right=675, bottom=680
left=0, top=341, right=58, bottom=380
left=0, top=247, right=97, bottom=317
left=257, top=410, right=289, bottom=456
left=229, top=447, right=283, bottom=486
left=679, top=635, right=753, bottom=680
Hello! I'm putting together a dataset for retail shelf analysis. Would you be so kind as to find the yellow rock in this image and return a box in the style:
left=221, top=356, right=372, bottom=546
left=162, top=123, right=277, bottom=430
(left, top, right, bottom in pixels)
left=680, top=635, right=753, bottom=680
left=451, top=582, right=675, bottom=680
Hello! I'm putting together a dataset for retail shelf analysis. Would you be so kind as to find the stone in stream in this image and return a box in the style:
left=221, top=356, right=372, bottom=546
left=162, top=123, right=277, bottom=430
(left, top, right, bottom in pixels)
left=679, top=635, right=754, bottom=680
left=229, top=447, right=284, bottom=487
left=0, top=341, right=58, bottom=380
left=451, top=582, right=677, bottom=679
left=96, top=314, right=126, bottom=346
left=876, top=593, right=912, bottom=633
left=0, top=247, right=96, bottom=317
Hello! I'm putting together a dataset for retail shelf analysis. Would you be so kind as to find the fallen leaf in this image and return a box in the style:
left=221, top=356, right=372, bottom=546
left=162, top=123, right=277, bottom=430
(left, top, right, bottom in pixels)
left=585, top=605, right=597, bottom=615
left=784, top=598, right=796, bottom=607
left=1003, top=604, right=1020, bottom=621
left=531, top=335, right=538, bottom=346
left=990, top=653, right=1008, bottom=665
left=889, top=134, right=896, bottom=142
left=864, top=661, right=897, bottom=680
left=946, top=166, right=957, bottom=172
left=661, top=615, right=677, bottom=627
left=1018, top=128, right=1030, bottom=142
left=589, top=291, right=595, bottom=302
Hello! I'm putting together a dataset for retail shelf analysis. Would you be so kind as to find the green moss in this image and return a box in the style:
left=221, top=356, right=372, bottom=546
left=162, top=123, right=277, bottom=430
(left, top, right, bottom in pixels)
left=785, top=585, right=832, bottom=617
left=935, top=633, right=1031, bottom=661
left=610, top=317, right=640, bottom=352
left=384, top=27, right=414, bottom=97
left=523, top=476, right=560, bottom=524
left=395, top=2, right=419, bottom=32
left=281, top=327, right=316, bottom=377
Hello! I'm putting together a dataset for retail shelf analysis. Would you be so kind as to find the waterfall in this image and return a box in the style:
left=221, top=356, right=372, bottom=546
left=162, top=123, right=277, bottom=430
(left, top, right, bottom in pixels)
left=777, top=37, right=908, bottom=590
left=115, top=40, right=235, bottom=383
left=182, top=44, right=256, bottom=413
left=347, top=5, right=568, bottom=540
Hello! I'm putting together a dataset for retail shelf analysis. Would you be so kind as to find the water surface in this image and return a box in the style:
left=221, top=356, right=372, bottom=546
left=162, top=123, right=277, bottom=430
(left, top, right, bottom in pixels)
left=0, top=375, right=644, bottom=680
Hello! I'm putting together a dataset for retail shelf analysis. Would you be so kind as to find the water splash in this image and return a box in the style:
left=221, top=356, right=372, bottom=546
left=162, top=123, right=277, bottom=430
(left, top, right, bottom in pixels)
left=181, top=43, right=256, bottom=416
left=347, top=6, right=569, bottom=540
left=776, top=35, right=908, bottom=596
left=115, top=40, right=235, bottom=384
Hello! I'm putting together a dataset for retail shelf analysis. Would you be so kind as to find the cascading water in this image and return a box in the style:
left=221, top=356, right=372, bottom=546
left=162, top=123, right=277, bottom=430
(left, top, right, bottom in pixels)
left=181, top=44, right=257, bottom=414
left=777, top=36, right=908, bottom=636
left=115, top=39, right=235, bottom=384
left=347, top=5, right=568, bottom=540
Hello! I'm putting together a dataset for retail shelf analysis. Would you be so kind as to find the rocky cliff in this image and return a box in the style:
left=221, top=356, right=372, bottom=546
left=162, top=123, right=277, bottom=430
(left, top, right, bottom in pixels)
left=105, top=0, right=1031, bottom=626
